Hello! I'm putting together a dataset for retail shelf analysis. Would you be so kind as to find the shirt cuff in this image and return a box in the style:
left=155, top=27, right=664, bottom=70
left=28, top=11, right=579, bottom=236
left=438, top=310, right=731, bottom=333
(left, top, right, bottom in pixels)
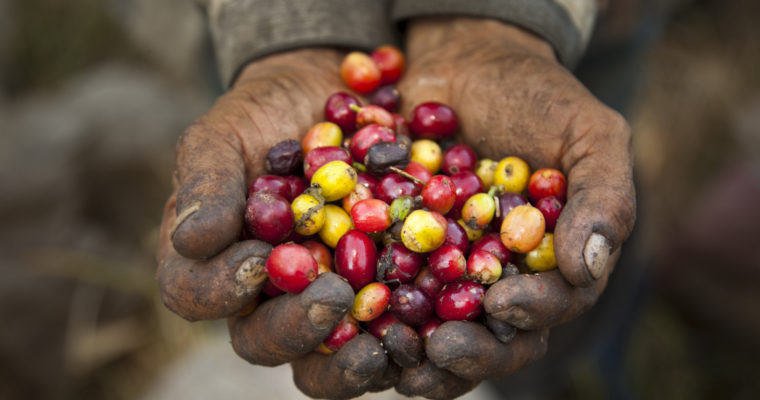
left=391, top=0, right=597, bottom=68
left=207, top=0, right=395, bottom=87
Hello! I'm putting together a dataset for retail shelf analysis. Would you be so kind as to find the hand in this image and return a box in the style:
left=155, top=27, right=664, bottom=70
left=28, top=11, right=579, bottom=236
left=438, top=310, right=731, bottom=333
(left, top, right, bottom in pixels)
left=392, top=17, right=636, bottom=395
left=155, top=49, right=388, bottom=397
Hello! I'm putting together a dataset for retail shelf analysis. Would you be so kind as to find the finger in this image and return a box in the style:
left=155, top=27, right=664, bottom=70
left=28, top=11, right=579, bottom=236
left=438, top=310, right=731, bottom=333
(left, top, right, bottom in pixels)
left=157, top=238, right=272, bottom=321
left=556, top=106, right=636, bottom=287
left=484, top=250, right=619, bottom=330
left=171, top=121, right=248, bottom=259
left=291, top=334, right=388, bottom=400
left=366, top=361, right=402, bottom=393
left=395, top=359, right=478, bottom=400
left=381, top=323, right=424, bottom=368
left=425, top=321, right=549, bottom=381
left=228, top=272, right=354, bottom=366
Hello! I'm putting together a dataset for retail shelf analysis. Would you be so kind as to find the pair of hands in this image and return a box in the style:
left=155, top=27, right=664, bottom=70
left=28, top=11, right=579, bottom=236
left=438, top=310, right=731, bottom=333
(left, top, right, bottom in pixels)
left=156, top=18, right=635, bottom=399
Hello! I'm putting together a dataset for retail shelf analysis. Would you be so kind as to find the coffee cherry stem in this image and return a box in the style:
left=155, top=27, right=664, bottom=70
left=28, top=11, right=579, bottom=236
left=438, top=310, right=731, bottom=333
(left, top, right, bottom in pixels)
left=349, top=103, right=363, bottom=113
left=389, top=166, right=425, bottom=186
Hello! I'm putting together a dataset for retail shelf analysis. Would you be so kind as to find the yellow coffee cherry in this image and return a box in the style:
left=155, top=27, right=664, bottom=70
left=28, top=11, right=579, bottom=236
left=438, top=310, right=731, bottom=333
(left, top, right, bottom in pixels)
left=525, top=233, right=557, bottom=271
left=311, top=160, right=357, bottom=202
left=500, top=205, right=545, bottom=253
left=475, top=158, right=498, bottom=190
left=319, top=204, right=354, bottom=248
left=401, top=210, right=447, bottom=253
left=457, top=219, right=484, bottom=242
left=461, top=193, right=496, bottom=229
left=302, top=121, right=343, bottom=154
left=410, top=139, right=442, bottom=174
left=494, top=156, right=531, bottom=194
left=291, top=193, right=326, bottom=236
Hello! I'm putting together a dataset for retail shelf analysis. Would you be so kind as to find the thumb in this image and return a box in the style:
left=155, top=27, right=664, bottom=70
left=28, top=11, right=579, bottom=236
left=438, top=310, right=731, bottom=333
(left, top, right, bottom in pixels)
left=171, top=121, right=248, bottom=259
left=555, top=107, right=636, bottom=287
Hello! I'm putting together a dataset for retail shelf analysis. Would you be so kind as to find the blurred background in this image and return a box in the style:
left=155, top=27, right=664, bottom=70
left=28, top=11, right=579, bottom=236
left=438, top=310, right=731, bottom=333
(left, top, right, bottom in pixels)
left=0, top=0, right=758, bottom=399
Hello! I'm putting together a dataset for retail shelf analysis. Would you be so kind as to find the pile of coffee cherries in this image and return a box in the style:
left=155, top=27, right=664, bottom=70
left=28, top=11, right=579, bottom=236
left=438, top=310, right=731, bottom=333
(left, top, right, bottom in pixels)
left=243, top=45, right=567, bottom=357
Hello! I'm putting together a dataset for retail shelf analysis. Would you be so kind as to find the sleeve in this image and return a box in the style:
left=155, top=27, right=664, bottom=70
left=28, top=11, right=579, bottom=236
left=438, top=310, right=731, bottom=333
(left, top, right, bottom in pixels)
left=202, top=0, right=395, bottom=87
left=391, top=0, right=598, bottom=68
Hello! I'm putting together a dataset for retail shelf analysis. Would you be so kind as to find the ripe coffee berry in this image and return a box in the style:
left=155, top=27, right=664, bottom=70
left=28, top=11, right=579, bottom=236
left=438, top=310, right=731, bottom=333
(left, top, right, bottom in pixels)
left=265, top=243, right=318, bottom=293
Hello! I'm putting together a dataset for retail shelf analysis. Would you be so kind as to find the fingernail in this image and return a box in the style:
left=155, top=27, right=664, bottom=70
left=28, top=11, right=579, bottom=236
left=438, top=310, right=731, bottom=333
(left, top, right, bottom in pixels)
left=308, top=302, right=346, bottom=330
left=234, top=256, right=267, bottom=296
left=584, top=233, right=611, bottom=279
left=343, top=369, right=374, bottom=386
left=170, top=201, right=201, bottom=240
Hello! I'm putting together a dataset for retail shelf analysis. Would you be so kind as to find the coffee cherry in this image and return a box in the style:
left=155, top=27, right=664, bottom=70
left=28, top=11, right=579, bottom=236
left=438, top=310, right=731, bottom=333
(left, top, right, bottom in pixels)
left=435, top=281, right=486, bottom=321
left=491, top=192, right=528, bottom=231
left=461, top=192, right=496, bottom=229
left=414, top=266, right=444, bottom=299
left=528, top=168, right=567, bottom=203
left=467, top=250, right=502, bottom=285
left=393, top=113, right=410, bottom=136
left=310, top=160, right=357, bottom=202
left=265, top=243, right=318, bottom=293
left=449, top=171, right=484, bottom=219
left=370, top=85, right=401, bottom=112
left=341, top=51, right=381, bottom=94
left=377, top=242, right=424, bottom=284
left=389, top=195, right=416, bottom=223
left=457, top=218, right=483, bottom=242
left=376, top=173, right=421, bottom=204
left=324, top=92, right=360, bottom=133
left=421, top=175, right=457, bottom=215
left=365, top=142, right=410, bottom=175
left=302, top=121, right=343, bottom=155
left=342, top=183, right=373, bottom=214
left=500, top=205, right=545, bottom=253
left=317, top=314, right=360, bottom=354
left=356, top=172, right=380, bottom=195
left=371, top=45, right=404, bottom=84
left=349, top=124, right=396, bottom=162
left=417, top=317, right=443, bottom=342
left=443, top=217, right=469, bottom=254
left=351, top=198, right=391, bottom=233
left=401, top=210, right=448, bottom=253
left=354, top=104, right=395, bottom=128
left=494, top=156, right=531, bottom=194
left=335, top=229, right=378, bottom=291
left=303, top=146, right=352, bottom=180
left=390, top=284, right=433, bottom=326
left=471, top=233, right=512, bottom=265
left=535, top=195, right=563, bottom=232
left=404, top=161, right=433, bottom=184
left=442, top=144, right=477, bottom=175
left=351, top=282, right=391, bottom=322
left=367, top=312, right=400, bottom=340
left=475, top=159, right=498, bottom=190
left=248, top=175, right=292, bottom=200
left=319, top=204, right=354, bottom=248
left=266, top=139, right=303, bottom=175
left=409, top=102, right=458, bottom=140
left=291, top=192, right=326, bottom=236
left=525, top=233, right=557, bottom=272
left=244, top=192, right=294, bottom=244
left=283, top=175, right=308, bottom=201
left=302, top=240, right=333, bottom=274
left=410, top=139, right=442, bottom=174
left=428, top=244, right=466, bottom=283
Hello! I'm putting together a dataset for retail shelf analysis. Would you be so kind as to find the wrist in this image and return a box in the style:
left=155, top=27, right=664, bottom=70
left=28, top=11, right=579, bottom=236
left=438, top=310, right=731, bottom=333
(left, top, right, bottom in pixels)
left=405, top=17, right=557, bottom=63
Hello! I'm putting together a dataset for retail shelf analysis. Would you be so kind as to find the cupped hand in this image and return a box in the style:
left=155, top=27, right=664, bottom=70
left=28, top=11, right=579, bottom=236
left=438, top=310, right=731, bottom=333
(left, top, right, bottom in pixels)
left=155, top=49, right=388, bottom=398
left=390, top=17, right=636, bottom=396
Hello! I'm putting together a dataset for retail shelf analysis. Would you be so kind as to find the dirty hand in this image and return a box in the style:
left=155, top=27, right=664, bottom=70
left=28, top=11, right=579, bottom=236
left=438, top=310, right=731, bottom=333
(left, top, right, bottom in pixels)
left=383, top=17, right=636, bottom=395
left=155, top=48, right=390, bottom=397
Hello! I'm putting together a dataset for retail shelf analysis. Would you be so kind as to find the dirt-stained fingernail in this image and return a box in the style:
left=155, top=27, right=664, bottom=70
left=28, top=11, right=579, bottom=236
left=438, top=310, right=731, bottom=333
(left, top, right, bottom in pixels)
left=343, top=369, right=374, bottom=386
left=492, top=305, right=529, bottom=325
left=308, top=302, right=347, bottom=330
left=170, top=201, right=201, bottom=240
left=234, top=256, right=267, bottom=296
left=584, top=233, right=611, bottom=279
